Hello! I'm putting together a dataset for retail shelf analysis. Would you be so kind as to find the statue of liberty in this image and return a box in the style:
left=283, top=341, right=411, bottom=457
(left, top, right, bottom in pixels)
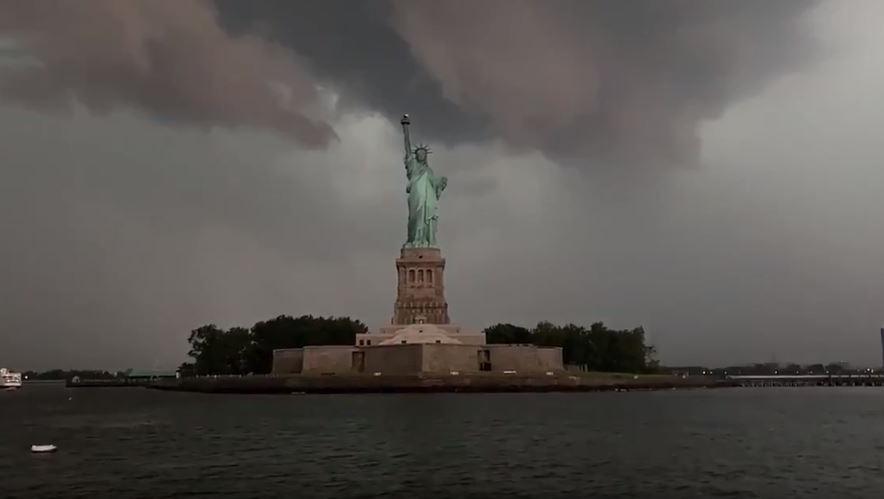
left=400, top=114, right=447, bottom=248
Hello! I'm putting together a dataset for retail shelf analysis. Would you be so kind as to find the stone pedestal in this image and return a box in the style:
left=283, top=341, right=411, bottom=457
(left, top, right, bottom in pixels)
left=392, top=247, right=450, bottom=325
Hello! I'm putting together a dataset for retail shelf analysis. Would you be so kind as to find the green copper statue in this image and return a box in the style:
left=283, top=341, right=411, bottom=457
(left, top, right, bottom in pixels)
left=400, top=114, right=447, bottom=248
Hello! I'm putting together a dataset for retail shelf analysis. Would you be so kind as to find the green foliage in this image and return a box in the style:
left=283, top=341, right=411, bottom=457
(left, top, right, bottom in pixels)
left=484, top=323, right=533, bottom=344
left=183, top=315, right=368, bottom=375
left=483, top=321, right=658, bottom=373
left=185, top=324, right=251, bottom=376
left=246, top=315, right=367, bottom=374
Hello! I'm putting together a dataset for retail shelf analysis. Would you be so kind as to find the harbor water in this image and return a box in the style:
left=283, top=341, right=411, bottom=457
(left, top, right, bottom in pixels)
left=3, top=384, right=884, bottom=498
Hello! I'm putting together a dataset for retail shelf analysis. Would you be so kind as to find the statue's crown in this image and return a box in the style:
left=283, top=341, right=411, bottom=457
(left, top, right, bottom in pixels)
left=414, top=143, right=432, bottom=155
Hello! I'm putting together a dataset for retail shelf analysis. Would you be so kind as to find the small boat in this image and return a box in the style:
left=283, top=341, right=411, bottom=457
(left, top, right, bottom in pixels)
left=1, top=368, right=22, bottom=391
left=30, top=444, right=58, bottom=453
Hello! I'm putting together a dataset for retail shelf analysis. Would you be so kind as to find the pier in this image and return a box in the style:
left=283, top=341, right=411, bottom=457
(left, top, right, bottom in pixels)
left=727, top=374, right=884, bottom=387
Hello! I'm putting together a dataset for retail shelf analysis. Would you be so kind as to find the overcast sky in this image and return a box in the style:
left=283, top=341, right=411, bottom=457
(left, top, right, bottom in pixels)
left=1, top=0, right=883, bottom=371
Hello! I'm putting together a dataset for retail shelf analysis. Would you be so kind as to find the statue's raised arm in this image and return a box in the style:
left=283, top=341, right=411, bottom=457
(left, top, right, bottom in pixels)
left=400, top=114, right=413, bottom=162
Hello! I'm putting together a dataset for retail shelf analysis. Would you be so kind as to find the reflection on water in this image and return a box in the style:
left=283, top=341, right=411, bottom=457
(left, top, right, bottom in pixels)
left=3, top=385, right=884, bottom=498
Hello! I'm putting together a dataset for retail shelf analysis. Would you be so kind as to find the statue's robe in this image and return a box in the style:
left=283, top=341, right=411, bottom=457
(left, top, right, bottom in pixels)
left=405, top=157, right=445, bottom=247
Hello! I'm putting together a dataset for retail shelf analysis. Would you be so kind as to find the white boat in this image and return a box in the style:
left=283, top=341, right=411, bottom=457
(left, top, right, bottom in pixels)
left=1, top=368, right=22, bottom=390
left=30, top=444, right=57, bottom=453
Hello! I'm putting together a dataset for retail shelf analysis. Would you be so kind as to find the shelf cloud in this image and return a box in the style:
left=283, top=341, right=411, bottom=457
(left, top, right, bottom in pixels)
left=0, top=0, right=334, bottom=146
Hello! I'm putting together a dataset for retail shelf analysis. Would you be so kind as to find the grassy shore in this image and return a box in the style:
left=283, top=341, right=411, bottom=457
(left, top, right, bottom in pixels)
left=149, top=372, right=731, bottom=394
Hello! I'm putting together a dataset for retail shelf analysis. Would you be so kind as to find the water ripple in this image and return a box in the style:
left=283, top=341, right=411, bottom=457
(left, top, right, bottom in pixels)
left=3, top=387, right=884, bottom=497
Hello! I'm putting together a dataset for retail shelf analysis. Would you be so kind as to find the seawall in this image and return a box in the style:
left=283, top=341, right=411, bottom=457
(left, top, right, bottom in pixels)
left=149, top=373, right=732, bottom=394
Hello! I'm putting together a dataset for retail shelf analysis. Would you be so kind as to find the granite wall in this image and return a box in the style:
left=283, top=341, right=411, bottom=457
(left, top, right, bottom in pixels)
left=421, top=344, right=482, bottom=373
left=485, top=345, right=564, bottom=373
left=362, top=344, right=423, bottom=374
left=302, top=346, right=355, bottom=374
left=271, top=348, right=304, bottom=374
left=536, top=347, right=564, bottom=371
left=271, top=344, right=563, bottom=376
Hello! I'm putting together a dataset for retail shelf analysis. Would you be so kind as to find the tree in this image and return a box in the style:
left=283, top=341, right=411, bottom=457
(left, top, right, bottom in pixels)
left=644, top=343, right=660, bottom=372
left=245, top=315, right=367, bottom=374
left=482, top=320, right=656, bottom=373
left=182, top=315, right=368, bottom=376
left=597, top=325, right=648, bottom=373
left=185, top=324, right=250, bottom=375
left=177, top=362, right=196, bottom=377
left=805, top=363, right=824, bottom=374
left=825, top=362, right=844, bottom=374
left=485, top=323, right=533, bottom=344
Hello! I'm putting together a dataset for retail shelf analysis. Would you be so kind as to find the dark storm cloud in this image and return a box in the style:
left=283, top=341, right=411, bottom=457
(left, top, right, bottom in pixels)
left=217, top=0, right=816, bottom=168
left=213, top=0, right=492, bottom=146
left=0, top=0, right=334, bottom=146
left=392, top=0, right=817, bottom=167
left=0, top=0, right=816, bottom=166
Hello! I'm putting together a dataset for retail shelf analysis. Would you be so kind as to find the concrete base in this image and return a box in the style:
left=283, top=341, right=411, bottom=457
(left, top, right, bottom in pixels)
left=302, top=345, right=355, bottom=375
left=272, top=342, right=562, bottom=376
left=272, top=348, right=304, bottom=374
